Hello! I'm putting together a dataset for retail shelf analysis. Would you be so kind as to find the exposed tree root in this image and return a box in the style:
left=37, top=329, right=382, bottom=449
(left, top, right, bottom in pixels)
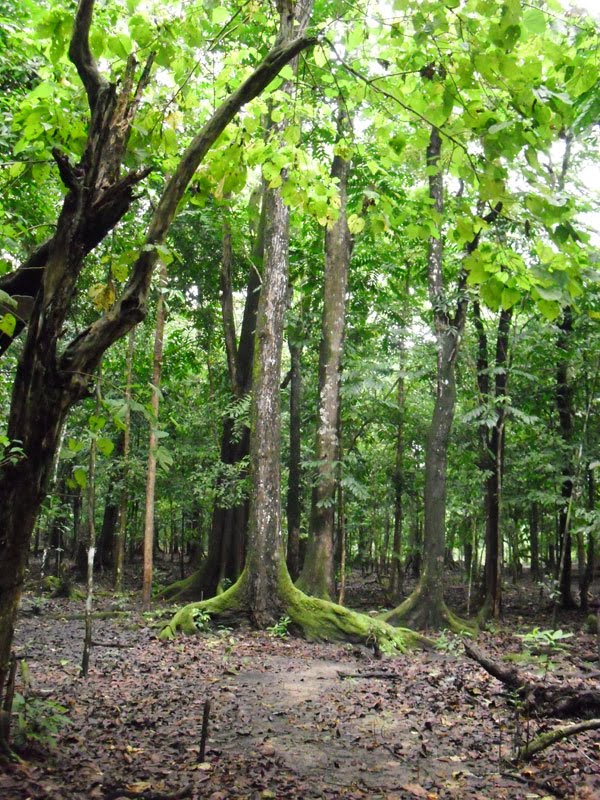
left=159, top=572, right=433, bottom=653
left=517, top=719, right=600, bottom=761
left=465, top=642, right=600, bottom=718
left=156, top=568, right=206, bottom=602
left=380, top=584, right=476, bottom=634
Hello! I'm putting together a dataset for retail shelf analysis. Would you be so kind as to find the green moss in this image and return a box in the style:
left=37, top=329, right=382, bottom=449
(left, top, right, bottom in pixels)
left=160, top=565, right=432, bottom=651
left=159, top=577, right=246, bottom=639
left=380, top=586, right=476, bottom=636
left=156, top=571, right=202, bottom=602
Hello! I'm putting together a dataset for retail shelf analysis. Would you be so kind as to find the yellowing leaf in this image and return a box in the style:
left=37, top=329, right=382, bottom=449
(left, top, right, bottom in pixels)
left=88, top=282, right=115, bottom=311
left=347, top=214, right=365, bottom=235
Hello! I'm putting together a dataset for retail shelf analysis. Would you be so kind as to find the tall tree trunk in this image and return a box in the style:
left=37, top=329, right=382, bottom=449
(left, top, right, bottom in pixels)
left=390, top=309, right=408, bottom=600
left=383, top=128, right=465, bottom=630
left=243, top=0, right=314, bottom=623
left=160, top=200, right=265, bottom=601
left=297, top=109, right=353, bottom=600
left=530, top=501, right=540, bottom=581
left=96, top=432, right=124, bottom=571
left=556, top=307, right=576, bottom=609
left=579, top=467, right=596, bottom=611
left=114, top=328, right=135, bottom=591
left=81, top=380, right=101, bottom=677
left=142, top=262, right=167, bottom=609
left=474, top=305, right=512, bottom=620
left=286, top=338, right=303, bottom=580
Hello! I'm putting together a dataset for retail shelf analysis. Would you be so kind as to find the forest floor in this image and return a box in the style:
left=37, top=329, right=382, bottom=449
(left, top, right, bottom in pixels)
left=2, top=567, right=599, bottom=800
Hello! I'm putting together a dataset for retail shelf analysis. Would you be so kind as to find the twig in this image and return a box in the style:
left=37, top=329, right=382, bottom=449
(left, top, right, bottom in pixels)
left=199, top=699, right=211, bottom=762
left=104, top=785, right=193, bottom=800
left=90, top=640, right=135, bottom=648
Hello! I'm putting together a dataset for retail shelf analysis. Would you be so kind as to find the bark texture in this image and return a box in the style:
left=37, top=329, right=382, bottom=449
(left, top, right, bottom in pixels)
left=297, top=112, right=353, bottom=600
left=142, top=262, right=167, bottom=609
left=473, top=304, right=512, bottom=620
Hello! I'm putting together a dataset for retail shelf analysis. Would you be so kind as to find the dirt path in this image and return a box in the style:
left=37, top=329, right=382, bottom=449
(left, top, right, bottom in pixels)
left=2, top=598, right=599, bottom=799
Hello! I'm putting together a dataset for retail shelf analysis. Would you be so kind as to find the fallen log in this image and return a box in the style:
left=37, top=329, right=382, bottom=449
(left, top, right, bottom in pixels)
left=517, top=718, right=600, bottom=761
left=464, top=642, right=600, bottom=718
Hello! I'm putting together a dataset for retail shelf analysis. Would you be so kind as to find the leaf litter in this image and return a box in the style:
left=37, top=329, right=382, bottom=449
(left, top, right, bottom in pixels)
left=3, top=592, right=599, bottom=800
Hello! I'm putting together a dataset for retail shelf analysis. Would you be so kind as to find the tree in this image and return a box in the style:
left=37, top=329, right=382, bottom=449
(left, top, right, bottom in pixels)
left=142, top=261, right=167, bottom=608
left=0, top=0, right=316, bottom=688
left=161, top=0, right=426, bottom=653
left=472, top=303, right=513, bottom=619
left=297, top=107, right=353, bottom=600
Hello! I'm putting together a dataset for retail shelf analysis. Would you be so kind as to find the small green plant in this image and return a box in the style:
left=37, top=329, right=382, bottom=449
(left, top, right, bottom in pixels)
left=267, top=615, right=291, bottom=638
left=191, top=607, right=212, bottom=632
left=12, top=694, right=70, bottom=751
left=434, top=629, right=464, bottom=655
left=11, top=661, right=70, bottom=751
left=516, top=627, right=573, bottom=678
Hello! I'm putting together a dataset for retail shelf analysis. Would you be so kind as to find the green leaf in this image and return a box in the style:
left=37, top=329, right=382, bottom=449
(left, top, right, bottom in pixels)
left=501, top=287, right=521, bottom=310
left=107, top=33, right=132, bottom=60
left=537, top=299, right=561, bottom=321
left=97, top=437, right=115, bottom=457
left=522, top=8, right=546, bottom=34
left=212, top=7, right=230, bottom=25
left=73, top=468, right=87, bottom=489
left=0, top=313, right=17, bottom=337
left=88, top=414, right=106, bottom=433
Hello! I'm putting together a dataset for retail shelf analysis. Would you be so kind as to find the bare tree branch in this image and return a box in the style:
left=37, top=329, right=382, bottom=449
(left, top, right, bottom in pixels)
left=68, top=0, right=107, bottom=111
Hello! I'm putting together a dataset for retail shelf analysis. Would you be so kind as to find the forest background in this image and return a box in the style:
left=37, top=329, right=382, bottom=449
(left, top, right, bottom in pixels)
left=0, top=0, right=599, bottom=737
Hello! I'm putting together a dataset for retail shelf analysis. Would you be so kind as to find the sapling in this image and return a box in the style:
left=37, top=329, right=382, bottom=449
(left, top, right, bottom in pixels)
left=516, top=627, right=573, bottom=679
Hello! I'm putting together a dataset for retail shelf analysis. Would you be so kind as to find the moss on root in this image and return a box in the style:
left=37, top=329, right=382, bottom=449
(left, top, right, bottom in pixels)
left=380, top=586, right=476, bottom=636
left=156, top=570, right=205, bottom=602
left=160, top=569, right=432, bottom=652
left=159, top=579, right=246, bottom=638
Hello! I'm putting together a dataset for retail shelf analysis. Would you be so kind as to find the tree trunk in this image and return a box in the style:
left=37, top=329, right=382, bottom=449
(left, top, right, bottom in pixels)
left=390, top=329, right=407, bottom=600
left=96, top=432, right=124, bottom=571
left=142, top=261, right=167, bottom=609
left=159, top=202, right=265, bottom=602
left=530, top=501, right=540, bottom=580
left=382, top=128, right=469, bottom=632
left=579, top=467, right=596, bottom=611
left=476, top=306, right=512, bottom=619
left=114, top=328, right=135, bottom=592
left=556, top=307, right=576, bottom=609
left=297, top=110, right=353, bottom=600
left=286, top=339, right=303, bottom=580
left=81, top=381, right=101, bottom=678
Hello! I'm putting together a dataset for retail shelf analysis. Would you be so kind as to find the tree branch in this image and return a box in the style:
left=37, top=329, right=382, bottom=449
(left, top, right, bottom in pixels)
left=518, top=718, right=600, bottom=761
left=68, top=0, right=107, bottom=111
left=59, top=33, right=316, bottom=391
